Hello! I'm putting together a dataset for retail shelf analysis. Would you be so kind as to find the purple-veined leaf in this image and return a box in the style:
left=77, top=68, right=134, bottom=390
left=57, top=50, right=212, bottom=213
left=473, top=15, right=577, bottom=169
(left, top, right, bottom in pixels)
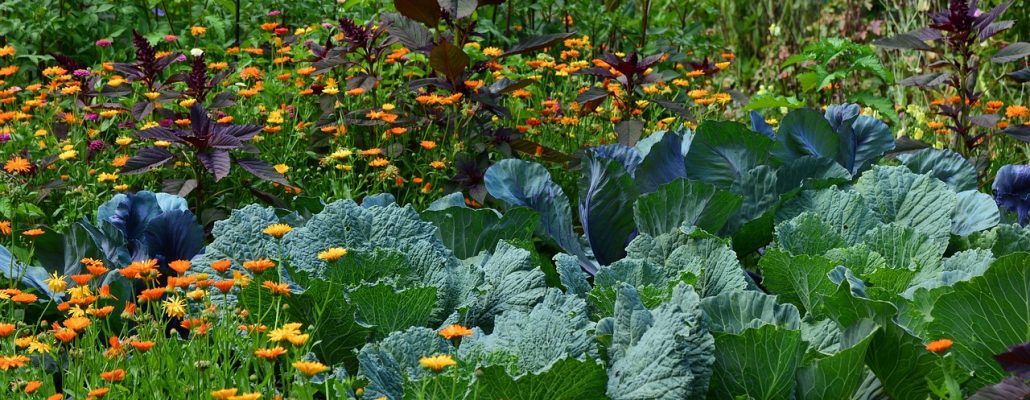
left=131, top=101, right=155, bottom=121
left=347, top=74, right=380, bottom=91
left=575, top=87, right=610, bottom=112
left=122, top=147, right=174, bottom=175
left=979, top=21, right=1013, bottom=41
left=161, top=178, right=198, bottom=197
left=218, top=124, right=263, bottom=141
left=439, top=0, right=477, bottom=19
left=974, top=0, right=1013, bottom=33
left=429, top=40, right=469, bottom=81
left=615, top=120, right=644, bottom=146
left=969, top=114, right=1001, bottom=129
left=136, top=126, right=185, bottom=143
left=993, top=341, right=1030, bottom=378
left=510, top=139, right=574, bottom=163
left=208, top=91, right=237, bottom=108
left=992, top=42, right=1030, bottom=63
left=502, top=32, right=575, bottom=57
left=197, top=150, right=231, bottom=181
left=236, top=158, right=290, bottom=185
left=1000, top=125, right=1030, bottom=143
left=394, top=0, right=442, bottom=27
left=207, top=132, right=244, bottom=149
left=899, top=72, right=950, bottom=88
left=653, top=97, right=696, bottom=123
left=873, top=33, right=933, bottom=51
left=1008, top=68, right=1030, bottom=83
left=382, top=13, right=434, bottom=53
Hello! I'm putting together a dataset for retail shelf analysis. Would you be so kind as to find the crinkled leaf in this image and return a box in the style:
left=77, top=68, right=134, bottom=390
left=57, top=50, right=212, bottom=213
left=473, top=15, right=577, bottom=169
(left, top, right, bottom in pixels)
left=633, top=178, right=741, bottom=237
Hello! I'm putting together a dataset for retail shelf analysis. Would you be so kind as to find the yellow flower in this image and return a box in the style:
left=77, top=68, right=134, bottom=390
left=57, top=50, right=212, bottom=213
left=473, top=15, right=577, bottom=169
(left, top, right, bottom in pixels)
left=190, top=26, right=207, bottom=37
left=268, top=322, right=303, bottom=342
left=262, top=223, right=292, bottom=238
left=267, top=110, right=284, bottom=124
left=154, top=140, right=172, bottom=148
left=27, top=340, right=52, bottom=354
left=419, top=354, right=456, bottom=372
left=274, top=164, right=289, bottom=174
left=58, top=150, right=78, bottom=161
left=293, top=360, right=329, bottom=377
left=317, top=247, right=347, bottom=261
left=162, top=296, right=187, bottom=318
left=180, top=98, right=197, bottom=107
left=116, top=137, right=133, bottom=146
left=228, top=393, right=262, bottom=400
left=483, top=47, right=503, bottom=57
left=330, top=149, right=352, bottom=160
left=46, top=272, right=68, bottom=293
left=97, top=173, right=119, bottom=183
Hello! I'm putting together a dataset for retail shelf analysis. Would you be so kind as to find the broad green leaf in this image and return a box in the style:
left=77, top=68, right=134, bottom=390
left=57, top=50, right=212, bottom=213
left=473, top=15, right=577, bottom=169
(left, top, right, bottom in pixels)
left=476, top=358, right=607, bottom=400
left=724, top=165, right=779, bottom=233
left=600, top=284, right=715, bottom=399
left=708, top=324, right=805, bottom=400
left=758, top=249, right=839, bottom=315
left=773, top=108, right=840, bottom=162
left=685, top=121, right=774, bottom=188
left=422, top=206, right=538, bottom=260
left=854, top=165, right=956, bottom=240
left=701, top=290, right=801, bottom=334
left=951, top=190, right=1000, bottom=236
left=633, top=178, right=742, bottom=236
left=928, top=253, right=1030, bottom=387
left=897, top=148, right=977, bottom=192
left=774, top=212, right=846, bottom=256
left=865, top=322, right=942, bottom=400
left=861, top=223, right=946, bottom=271
left=351, top=283, right=437, bottom=335
left=797, top=320, right=879, bottom=400
left=777, top=187, right=882, bottom=245
left=461, top=242, right=547, bottom=330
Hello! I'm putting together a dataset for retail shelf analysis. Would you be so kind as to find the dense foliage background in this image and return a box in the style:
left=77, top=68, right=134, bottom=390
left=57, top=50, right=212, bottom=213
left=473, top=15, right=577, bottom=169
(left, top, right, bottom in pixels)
left=0, top=0, right=1028, bottom=399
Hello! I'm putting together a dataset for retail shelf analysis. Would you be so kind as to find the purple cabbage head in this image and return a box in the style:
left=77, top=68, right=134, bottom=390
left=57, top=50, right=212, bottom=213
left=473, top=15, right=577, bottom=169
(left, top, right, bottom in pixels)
left=992, top=164, right=1030, bottom=225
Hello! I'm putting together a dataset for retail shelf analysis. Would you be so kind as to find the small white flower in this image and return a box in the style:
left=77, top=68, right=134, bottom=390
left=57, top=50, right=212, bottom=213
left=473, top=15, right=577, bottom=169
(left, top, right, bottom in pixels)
left=190, top=48, right=204, bottom=57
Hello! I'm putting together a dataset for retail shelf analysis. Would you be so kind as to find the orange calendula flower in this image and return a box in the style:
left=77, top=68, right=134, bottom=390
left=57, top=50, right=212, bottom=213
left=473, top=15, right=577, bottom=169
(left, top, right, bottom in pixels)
left=24, top=380, right=41, bottom=393
left=213, top=280, right=235, bottom=293
left=439, top=324, right=473, bottom=339
left=255, top=346, right=288, bottom=360
left=262, top=223, right=292, bottom=238
left=419, top=354, right=456, bottom=372
left=1006, top=105, right=1029, bottom=118
left=137, top=287, right=166, bottom=302
left=0, top=323, right=15, bottom=337
left=243, top=259, right=276, bottom=273
left=168, top=260, right=191, bottom=275
left=0, top=354, right=30, bottom=371
left=63, top=316, right=91, bottom=332
left=22, top=228, right=44, bottom=237
left=262, top=281, right=291, bottom=296
left=88, top=387, right=110, bottom=397
left=211, top=388, right=239, bottom=399
left=54, top=329, right=77, bottom=343
left=211, top=259, right=232, bottom=273
left=0, top=220, right=10, bottom=236
left=3, top=157, right=32, bottom=174
left=130, top=340, right=154, bottom=352
left=293, top=360, right=329, bottom=377
left=100, top=368, right=126, bottom=382
left=11, top=293, right=37, bottom=303
left=926, top=338, right=953, bottom=353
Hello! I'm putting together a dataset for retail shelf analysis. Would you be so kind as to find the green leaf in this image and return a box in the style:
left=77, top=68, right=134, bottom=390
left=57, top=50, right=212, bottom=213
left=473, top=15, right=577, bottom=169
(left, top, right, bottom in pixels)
left=951, top=190, right=1000, bottom=236
left=896, top=148, right=977, bottom=192
left=422, top=206, right=538, bottom=260
left=797, top=321, right=879, bottom=400
left=758, top=249, right=839, bottom=315
left=701, top=291, right=801, bottom=334
left=476, top=358, right=607, bottom=400
left=288, top=279, right=370, bottom=369
left=461, top=242, right=547, bottom=330
left=861, top=223, right=946, bottom=271
left=773, top=108, right=840, bottom=162
left=623, top=230, right=749, bottom=298
left=774, top=212, right=846, bottom=256
left=351, top=283, right=437, bottom=335
left=633, top=178, right=742, bottom=236
left=854, top=165, right=956, bottom=240
left=777, top=187, right=882, bottom=245
left=928, top=253, right=1030, bottom=387
left=599, top=284, right=715, bottom=399
left=725, top=165, right=780, bottom=233
left=685, top=121, right=774, bottom=188
left=708, top=324, right=805, bottom=400
left=865, top=321, right=942, bottom=400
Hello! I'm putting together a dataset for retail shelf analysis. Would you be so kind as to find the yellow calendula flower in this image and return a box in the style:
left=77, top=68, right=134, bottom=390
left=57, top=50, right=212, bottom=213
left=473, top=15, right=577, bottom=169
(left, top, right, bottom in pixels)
left=162, top=296, right=187, bottom=318
left=274, top=164, right=289, bottom=174
left=318, top=247, right=347, bottom=261
left=46, top=272, right=68, bottom=293
left=262, top=223, right=292, bottom=238
left=293, top=360, right=329, bottom=377
left=58, top=150, right=78, bottom=161
left=419, top=354, right=456, bottom=372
